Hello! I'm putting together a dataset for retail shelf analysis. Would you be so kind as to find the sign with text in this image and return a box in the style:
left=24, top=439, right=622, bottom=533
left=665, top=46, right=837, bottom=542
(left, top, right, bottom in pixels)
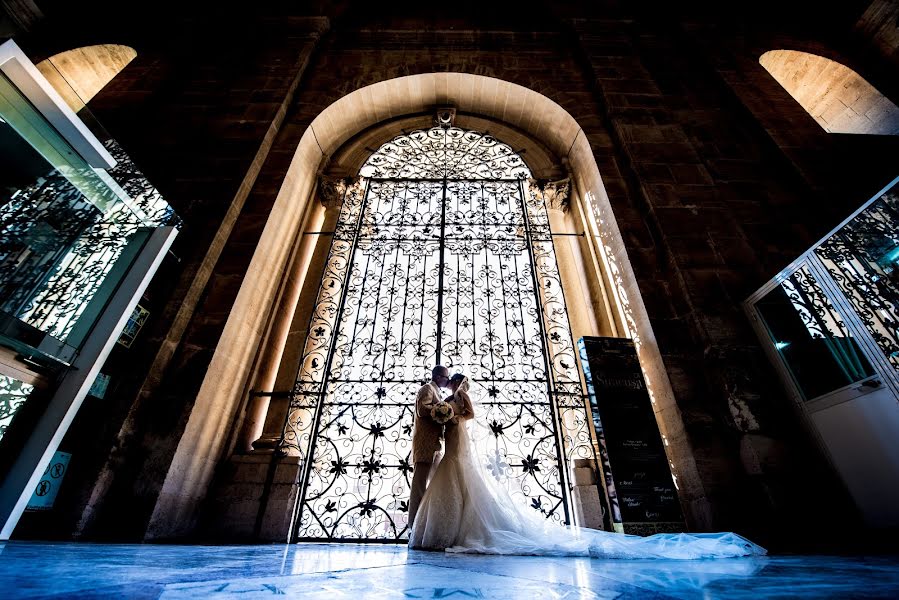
left=578, top=337, right=683, bottom=532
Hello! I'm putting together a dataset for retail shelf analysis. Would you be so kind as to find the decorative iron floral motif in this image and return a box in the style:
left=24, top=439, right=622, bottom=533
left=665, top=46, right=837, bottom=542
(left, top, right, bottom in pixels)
left=780, top=267, right=853, bottom=342
left=359, top=127, right=531, bottom=180
left=287, top=129, right=594, bottom=541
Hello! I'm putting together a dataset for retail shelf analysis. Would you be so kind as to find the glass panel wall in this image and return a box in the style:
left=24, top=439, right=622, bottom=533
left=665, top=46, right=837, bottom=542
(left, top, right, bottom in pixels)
left=0, top=375, right=33, bottom=443
left=0, top=72, right=177, bottom=363
left=815, top=189, right=899, bottom=372
left=754, top=265, right=875, bottom=400
left=748, top=177, right=899, bottom=401
left=0, top=63, right=178, bottom=479
left=746, top=178, right=899, bottom=528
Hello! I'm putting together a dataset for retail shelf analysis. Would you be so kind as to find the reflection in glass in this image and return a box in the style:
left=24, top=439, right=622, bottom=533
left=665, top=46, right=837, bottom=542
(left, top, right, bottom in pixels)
left=0, top=86, right=104, bottom=341
left=0, top=67, right=178, bottom=471
left=755, top=266, right=874, bottom=400
left=0, top=375, right=34, bottom=442
left=816, top=190, right=899, bottom=371
left=0, top=72, right=176, bottom=352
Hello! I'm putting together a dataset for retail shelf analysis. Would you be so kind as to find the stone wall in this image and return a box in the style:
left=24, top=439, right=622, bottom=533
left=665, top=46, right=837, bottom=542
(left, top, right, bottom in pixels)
left=11, top=7, right=330, bottom=540
left=9, top=2, right=898, bottom=546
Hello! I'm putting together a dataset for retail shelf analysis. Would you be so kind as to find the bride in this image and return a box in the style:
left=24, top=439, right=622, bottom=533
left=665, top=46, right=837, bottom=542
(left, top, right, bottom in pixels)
left=409, top=374, right=766, bottom=559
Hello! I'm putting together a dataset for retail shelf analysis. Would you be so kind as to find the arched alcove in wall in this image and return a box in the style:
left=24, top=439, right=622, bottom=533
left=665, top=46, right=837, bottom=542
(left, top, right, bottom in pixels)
left=759, top=49, right=899, bottom=135
left=36, top=44, right=137, bottom=111
left=144, top=73, right=707, bottom=539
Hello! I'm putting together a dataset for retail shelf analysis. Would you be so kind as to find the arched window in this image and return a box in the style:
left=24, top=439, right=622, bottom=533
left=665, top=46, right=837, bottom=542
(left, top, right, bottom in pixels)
left=287, top=127, right=590, bottom=541
left=359, top=127, right=532, bottom=179
left=759, top=49, right=899, bottom=135
left=36, top=44, right=137, bottom=110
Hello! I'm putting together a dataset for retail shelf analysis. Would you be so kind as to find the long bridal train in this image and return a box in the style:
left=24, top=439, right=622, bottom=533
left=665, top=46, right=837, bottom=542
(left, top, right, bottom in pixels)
left=409, top=389, right=766, bottom=560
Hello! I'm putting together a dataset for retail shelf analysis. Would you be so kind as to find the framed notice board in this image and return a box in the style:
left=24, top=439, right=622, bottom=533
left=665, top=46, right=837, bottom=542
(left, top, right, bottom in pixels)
left=578, top=336, right=684, bottom=534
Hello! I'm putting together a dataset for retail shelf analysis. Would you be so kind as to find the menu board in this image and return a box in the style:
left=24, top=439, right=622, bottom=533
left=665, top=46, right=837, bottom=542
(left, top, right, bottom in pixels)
left=578, top=336, right=683, bottom=532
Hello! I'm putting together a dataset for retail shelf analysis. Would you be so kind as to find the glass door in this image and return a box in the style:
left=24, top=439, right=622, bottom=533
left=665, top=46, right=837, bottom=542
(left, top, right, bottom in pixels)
left=746, top=177, right=899, bottom=528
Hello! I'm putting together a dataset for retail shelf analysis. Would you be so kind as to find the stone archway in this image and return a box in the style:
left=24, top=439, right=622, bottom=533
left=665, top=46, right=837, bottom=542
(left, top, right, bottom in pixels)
left=145, top=73, right=706, bottom=540
left=760, top=49, right=899, bottom=135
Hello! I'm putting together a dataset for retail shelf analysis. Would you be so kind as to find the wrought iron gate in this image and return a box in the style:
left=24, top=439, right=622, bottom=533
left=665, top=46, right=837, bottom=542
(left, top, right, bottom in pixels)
left=283, top=128, right=594, bottom=542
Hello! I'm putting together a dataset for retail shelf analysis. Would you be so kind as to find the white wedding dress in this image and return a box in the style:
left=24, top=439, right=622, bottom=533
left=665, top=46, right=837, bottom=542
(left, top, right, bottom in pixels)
left=409, top=383, right=766, bottom=560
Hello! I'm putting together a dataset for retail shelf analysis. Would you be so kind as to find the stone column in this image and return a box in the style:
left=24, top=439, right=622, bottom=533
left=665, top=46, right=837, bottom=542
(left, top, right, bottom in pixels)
left=538, top=178, right=602, bottom=342
left=208, top=176, right=353, bottom=542
left=533, top=177, right=610, bottom=530
left=250, top=175, right=353, bottom=452
left=237, top=201, right=324, bottom=452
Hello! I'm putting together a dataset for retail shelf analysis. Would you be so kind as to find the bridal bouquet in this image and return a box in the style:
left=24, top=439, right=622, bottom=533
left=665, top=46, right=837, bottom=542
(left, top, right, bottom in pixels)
left=430, top=401, right=455, bottom=439
left=430, top=401, right=455, bottom=425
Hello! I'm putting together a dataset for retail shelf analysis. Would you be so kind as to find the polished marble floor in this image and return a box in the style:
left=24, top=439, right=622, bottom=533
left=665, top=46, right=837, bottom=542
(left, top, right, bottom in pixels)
left=2, top=541, right=899, bottom=599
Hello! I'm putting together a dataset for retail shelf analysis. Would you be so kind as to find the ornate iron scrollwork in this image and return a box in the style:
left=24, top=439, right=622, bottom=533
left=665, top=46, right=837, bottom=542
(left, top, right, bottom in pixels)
left=359, top=127, right=531, bottom=180
left=286, top=128, right=594, bottom=541
left=0, top=139, right=178, bottom=343
left=0, top=375, right=34, bottom=442
left=814, top=190, right=899, bottom=370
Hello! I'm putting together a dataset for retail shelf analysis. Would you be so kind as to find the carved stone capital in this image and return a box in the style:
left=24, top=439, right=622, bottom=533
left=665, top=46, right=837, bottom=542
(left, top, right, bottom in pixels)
left=527, top=178, right=542, bottom=200
left=543, top=178, right=571, bottom=212
left=318, top=175, right=358, bottom=210
left=529, top=178, right=571, bottom=212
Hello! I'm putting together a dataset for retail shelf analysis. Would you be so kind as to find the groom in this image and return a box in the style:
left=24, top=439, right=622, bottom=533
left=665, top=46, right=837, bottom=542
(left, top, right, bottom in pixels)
left=408, top=364, right=450, bottom=527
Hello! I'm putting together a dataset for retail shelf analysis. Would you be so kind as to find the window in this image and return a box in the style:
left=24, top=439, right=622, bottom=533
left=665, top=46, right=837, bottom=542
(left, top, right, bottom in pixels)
left=760, top=50, right=899, bottom=135
left=286, top=127, right=591, bottom=541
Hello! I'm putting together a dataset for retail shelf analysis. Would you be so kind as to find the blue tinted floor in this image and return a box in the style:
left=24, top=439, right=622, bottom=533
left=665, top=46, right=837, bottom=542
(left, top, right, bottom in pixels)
left=2, top=541, right=899, bottom=599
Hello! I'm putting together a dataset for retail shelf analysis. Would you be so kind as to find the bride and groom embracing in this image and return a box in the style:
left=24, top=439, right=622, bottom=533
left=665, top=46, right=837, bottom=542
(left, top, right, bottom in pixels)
left=407, top=365, right=767, bottom=559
